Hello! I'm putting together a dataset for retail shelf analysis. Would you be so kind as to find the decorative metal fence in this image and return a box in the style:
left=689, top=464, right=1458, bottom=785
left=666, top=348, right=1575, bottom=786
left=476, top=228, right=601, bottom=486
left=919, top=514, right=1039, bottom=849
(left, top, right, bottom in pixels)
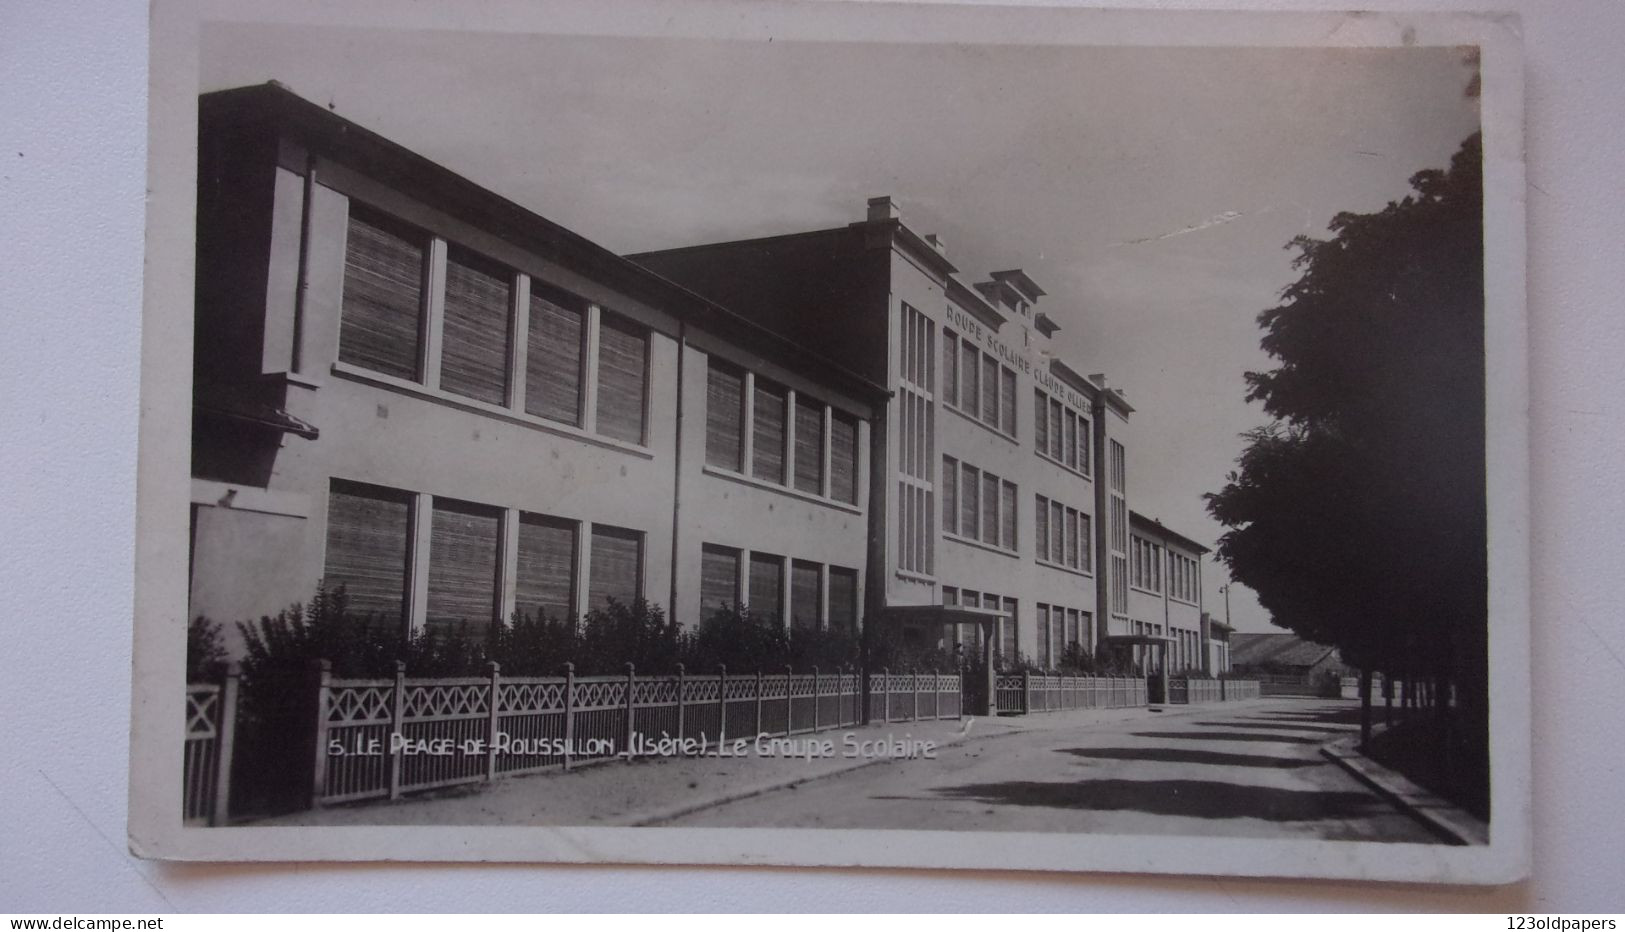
left=994, top=673, right=1149, bottom=714
left=183, top=668, right=239, bottom=825
left=1221, top=678, right=1262, bottom=700
left=865, top=671, right=963, bottom=723
left=316, top=662, right=865, bottom=806
left=1168, top=677, right=1224, bottom=704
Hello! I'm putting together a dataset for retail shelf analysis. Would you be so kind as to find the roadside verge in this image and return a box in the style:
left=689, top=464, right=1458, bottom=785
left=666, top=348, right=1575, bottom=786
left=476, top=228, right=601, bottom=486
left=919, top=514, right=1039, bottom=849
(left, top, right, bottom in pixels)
left=1320, top=734, right=1490, bottom=845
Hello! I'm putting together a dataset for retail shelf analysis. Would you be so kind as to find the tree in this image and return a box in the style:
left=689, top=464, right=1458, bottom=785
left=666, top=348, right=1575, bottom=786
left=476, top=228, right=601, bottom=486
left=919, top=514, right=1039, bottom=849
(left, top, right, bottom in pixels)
left=1207, top=134, right=1487, bottom=760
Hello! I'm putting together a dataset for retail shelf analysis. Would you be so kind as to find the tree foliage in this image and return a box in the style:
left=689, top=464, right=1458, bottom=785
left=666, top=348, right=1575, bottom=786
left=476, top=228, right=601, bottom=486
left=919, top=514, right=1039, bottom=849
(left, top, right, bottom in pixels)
left=1207, top=134, right=1487, bottom=716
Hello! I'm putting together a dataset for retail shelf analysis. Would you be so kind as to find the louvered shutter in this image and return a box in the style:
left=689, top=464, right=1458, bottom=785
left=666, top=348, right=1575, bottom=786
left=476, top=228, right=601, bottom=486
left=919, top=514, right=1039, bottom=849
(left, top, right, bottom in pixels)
left=980, top=356, right=998, bottom=427
left=440, top=246, right=511, bottom=405
left=941, top=329, right=958, bottom=407
left=827, top=567, right=858, bottom=633
left=830, top=411, right=859, bottom=504
left=941, top=456, right=957, bottom=535
left=752, top=379, right=787, bottom=483
left=1048, top=399, right=1064, bottom=460
left=1036, top=605, right=1050, bottom=669
left=1035, top=496, right=1050, bottom=562
left=980, top=471, right=998, bottom=546
left=1034, top=389, right=1048, bottom=451
left=1000, top=480, right=1017, bottom=550
left=323, top=481, right=412, bottom=626
left=588, top=525, right=642, bottom=609
left=340, top=205, right=425, bottom=380
left=514, top=514, right=576, bottom=624
left=1051, top=500, right=1065, bottom=565
left=705, top=362, right=744, bottom=470
left=1064, top=412, right=1077, bottom=469
left=425, top=499, right=501, bottom=644
left=790, top=560, right=821, bottom=630
left=1001, top=597, right=1018, bottom=660
left=960, top=342, right=979, bottom=416
left=960, top=464, right=979, bottom=540
left=525, top=283, right=585, bottom=426
left=1000, top=368, right=1016, bottom=435
left=595, top=312, right=648, bottom=444
left=700, top=544, right=741, bottom=619
left=794, top=395, right=824, bottom=494
left=748, top=552, right=784, bottom=624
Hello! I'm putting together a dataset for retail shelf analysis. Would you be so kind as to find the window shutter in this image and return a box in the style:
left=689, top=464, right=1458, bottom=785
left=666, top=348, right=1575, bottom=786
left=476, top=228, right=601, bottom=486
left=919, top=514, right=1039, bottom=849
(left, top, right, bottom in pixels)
left=525, top=283, right=586, bottom=426
left=1000, top=480, right=1017, bottom=551
left=941, top=456, right=957, bottom=535
left=1002, top=597, right=1018, bottom=660
left=942, top=329, right=958, bottom=407
left=1065, top=508, right=1079, bottom=569
left=1000, top=368, right=1017, bottom=435
left=794, top=395, right=824, bottom=494
left=791, top=560, right=821, bottom=630
left=1078, top=418, right=1091, bottom=474
left=514, top=514, right=576, bottom=625
left=1051, top=500, right=1065, bottom=564
left=705, top=361, right=745, bottom=471
left=1081, top=514, right=1092, bottom=571
left=440, top=246, right=511, bottom=405
left=700, top=544, right=741, bottom=620
left=960, top=464, right=979, bottom=540
left=595, top=312, right=648, bottom=444
left=830, top=411, right=859, bottom=505
left=1034, top=390, right=1048, bottom=452
left=748, top=552, right=784, bottom=624
left=980, top=356, right=998, bottom=427
left=1035, top=496, right=1050, bottom=562
left=340, top=205, right=426, bottom=381
left=323, top=481, right=413, bottom=627
left=1048, top=399, right=1064, bottom=460
left=426, top=499, right=502, bottom=645
left=752, top=379, right=787, bottom=484
left=960, top=341, right=979, bottom=416
left=1036, top=605, right=1050, bottom=669
left=1064, top=412, right=1077, bottom=469
left=980, top=471, right=998, bottom=546
left=827, top=566, right=858, bottom=633
left=587, top=525, right=642, bottom=610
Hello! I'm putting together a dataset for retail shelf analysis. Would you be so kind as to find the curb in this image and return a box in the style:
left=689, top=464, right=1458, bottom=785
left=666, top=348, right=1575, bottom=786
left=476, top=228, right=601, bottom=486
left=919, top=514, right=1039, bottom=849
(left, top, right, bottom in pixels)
left=1320, top=734, right=1489, bottom=846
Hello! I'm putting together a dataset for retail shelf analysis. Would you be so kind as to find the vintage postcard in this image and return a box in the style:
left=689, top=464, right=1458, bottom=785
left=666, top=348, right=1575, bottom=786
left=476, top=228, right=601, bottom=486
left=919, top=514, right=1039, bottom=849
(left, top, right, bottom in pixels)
left=130, top=0, right=1529, bottom=883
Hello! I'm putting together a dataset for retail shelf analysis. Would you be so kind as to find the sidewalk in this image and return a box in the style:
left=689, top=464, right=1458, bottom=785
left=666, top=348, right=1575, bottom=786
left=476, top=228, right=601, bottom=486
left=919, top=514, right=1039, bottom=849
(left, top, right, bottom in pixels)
left=252, top=701, right=1223, bottom=828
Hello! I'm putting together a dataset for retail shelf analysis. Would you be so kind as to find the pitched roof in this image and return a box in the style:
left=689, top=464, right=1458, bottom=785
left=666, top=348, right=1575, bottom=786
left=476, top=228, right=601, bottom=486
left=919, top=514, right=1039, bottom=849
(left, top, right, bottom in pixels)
left=1228, top=632, right=1340, bottom=670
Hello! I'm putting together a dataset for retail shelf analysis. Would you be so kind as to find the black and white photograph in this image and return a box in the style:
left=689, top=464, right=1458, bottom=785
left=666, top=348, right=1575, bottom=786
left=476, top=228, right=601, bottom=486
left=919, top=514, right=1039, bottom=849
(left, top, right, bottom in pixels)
left=126, top=0, right=1530, bottom=884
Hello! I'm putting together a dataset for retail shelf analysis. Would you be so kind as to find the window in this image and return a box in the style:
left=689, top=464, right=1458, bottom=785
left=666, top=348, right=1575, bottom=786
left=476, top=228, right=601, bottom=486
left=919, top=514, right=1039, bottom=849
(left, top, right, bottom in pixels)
left=959, top=341, right=978, bottom=415
left=830, top=411, right=860, bottom=505
left=440, top=246, right=512, bottom=405
left=791, top=560, right=821, bottom=630
left=748, top=552, right=784, bottom=624
left=794, top=395, right=825, bottom=494
left=751, top=378, right=787, bottom=483
left=705, top=361, right=745, bottom=470
left=1048, top=399, right=1064, bottom=461
left=588, top=525, right=642, bottom=609
left=942, top=328, right=958, bottom=407
left=514, top=513, right=576, bottom=624
left=1000, top=369, right=1017, bottom=436
left=340, top=204, right=428, bottom=381
left=1035, top=495, right=1090, bottom=572
left=595, top=312, right=648, bottom=444
left=1034, top=388, right=1093, bottom=476
left=941, top=456, right=958, bottom=534
left=827, top=566, right=858, bottom=632
left=1001, top=597, right=1018, bottom=661
left=959, top=462, right=979, bottom=540
left=945, top=334, right=1016, bottom=439
left=1036, top=605, right=1051, bottom=669
left=700, top=544, right=741, bottom=619
left=1000, top=480, right=1017, bottom=551
left=980, top=356, right=998, bottom=428
left=525, top=283, right=586, bottom=426
left=425, top=499, right=502, bottom=644
left=1109, top=439, right=1129, bottom=617
left=323, top=480, right=413, bottom=626
left=980, top=471, right=999, bottom=546
left=897, top=304, right=935, bottom=576
left=1035, top=499, right=1049, bottom=562
left=1034, top=389, right=1048, bottom=452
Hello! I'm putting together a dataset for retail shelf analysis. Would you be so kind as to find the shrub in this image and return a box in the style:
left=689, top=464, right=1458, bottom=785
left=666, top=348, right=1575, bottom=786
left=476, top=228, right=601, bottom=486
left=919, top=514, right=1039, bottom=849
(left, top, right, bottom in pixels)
left=575, top=598, right=684, bottom=676
left=187, top=616, right=228, bottom=683
left=682, top=604, right=787, bottom=672
left=486, top=608, right=579, bottom=677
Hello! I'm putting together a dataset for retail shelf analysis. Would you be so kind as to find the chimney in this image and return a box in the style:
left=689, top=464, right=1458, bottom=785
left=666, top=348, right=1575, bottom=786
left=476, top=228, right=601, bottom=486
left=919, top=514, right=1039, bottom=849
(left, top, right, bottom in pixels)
left=867, top=196, right=900, bottom=222
left=924, top=233, right=947, bottom=254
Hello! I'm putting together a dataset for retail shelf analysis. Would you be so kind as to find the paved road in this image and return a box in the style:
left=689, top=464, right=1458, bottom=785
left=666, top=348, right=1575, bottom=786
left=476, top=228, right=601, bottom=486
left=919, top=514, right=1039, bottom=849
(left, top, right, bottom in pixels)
left=664, top=698, right=1438, bottom=842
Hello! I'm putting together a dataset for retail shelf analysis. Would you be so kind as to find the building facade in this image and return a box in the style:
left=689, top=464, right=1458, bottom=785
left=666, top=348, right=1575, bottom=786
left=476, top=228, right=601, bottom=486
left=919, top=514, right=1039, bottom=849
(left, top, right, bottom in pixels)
left=189, top=84, right=886, bottom=654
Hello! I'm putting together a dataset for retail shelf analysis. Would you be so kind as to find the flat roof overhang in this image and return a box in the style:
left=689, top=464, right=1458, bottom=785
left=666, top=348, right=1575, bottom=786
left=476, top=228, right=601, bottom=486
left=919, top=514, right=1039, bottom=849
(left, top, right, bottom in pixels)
left=882, top=605, right=1008, bottom=625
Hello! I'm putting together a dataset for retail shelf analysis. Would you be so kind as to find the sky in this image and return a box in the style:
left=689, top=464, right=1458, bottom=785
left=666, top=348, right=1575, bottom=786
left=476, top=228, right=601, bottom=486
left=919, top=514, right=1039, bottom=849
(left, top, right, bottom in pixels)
left=201, top=23, right=1481, bottom=634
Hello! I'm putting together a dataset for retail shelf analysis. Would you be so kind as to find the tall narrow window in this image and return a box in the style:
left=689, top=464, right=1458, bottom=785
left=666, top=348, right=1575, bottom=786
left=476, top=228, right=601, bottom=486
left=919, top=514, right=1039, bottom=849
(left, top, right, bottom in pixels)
left=941, top=456, right=958, bottom=535
left=748, top=552, right=784, bottom=625
left=700, top=544, right=741, bottom=619
left=1035, top=496, right=1050, bottom=562
left=980, top=471, right=999, bottom=546
left=827, top=566, right=858, bottom=633
left=440, top=246, right=512, bottom=405
left=1000, top=480, right=1017, bottom=551
left=323, top=480, right=413, bottom=627
left=942, top=328, right=958, bottom=408
left=1081, top=513, right=1093, bottom=572
left=791, top=560, right=822, bottom=631
left=595, top=312, right=648, bottom=444
left=1065, top=508, right=1079, bottom=569
left=794, top=395, right=825, bottom=494
left=525, top=283, right=585, bottom=425
left=1002, top=597, right=1018, bottom=661
left=1036, top=605, right=1051, bottom=669
left=705, top=361, right=745, bottom=471
left=1051, top=500, right=1065, bottom=565
left=830, top=411, right=859, bottom=505
left=960, top=341, right=979, bottom=418
left=980, top=355, right=999, bottom=428
left=1063, top=413, right=1078, bottom=470
left=1000, top=369, right=1017, bottom=436
left=340, top=205, right=427, bottom=381
left=752, top=378, right=788, bottom=484
left=1048, top=399, right=1064, bottom=461
left=1034, top=389, right=1048, bottom=452
left=514, top=514, right=576, bottom=625
left=588, top=525, right=642, bottom=609
left=1078, top=417, right=1092, bottom=475
left=425, top=499, right=502, bottom=644
left=960, top=463, right=979, bottom=540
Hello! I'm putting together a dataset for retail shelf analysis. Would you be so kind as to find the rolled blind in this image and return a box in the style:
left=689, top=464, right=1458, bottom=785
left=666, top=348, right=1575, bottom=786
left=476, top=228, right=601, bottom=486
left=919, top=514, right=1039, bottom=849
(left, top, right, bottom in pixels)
left=1078, top=417, right=1092, bottom=474
left=700, top=544, right=741, bottom=619
left=425, top=499, right=501, bottom=644
left=752, top=379, right=787, bottom=483
left=794, top=395, right=824, bottom=494
left=440, top=246, right=511, bottom=405
left=340, top=205, right=425, bottom=380
left=1063, top=411, right=1077, bottom=469
left=323, top=481, right=412, bottom=626
left=595, top=312, right=648, bottom=444
left=960, top=342, right=978, bottom=416
left=515, top=513, right=576, bottom=624
left=827, top=566, right=858, bottom=633
left=1051, top=500, right=1065, bottom=565
left=588, top=525, right=642, bottom=610
left=980, top=356, right=998, bottom=427
left=960, top=463, right=979, bottom=539
left=1000, top=480, right=1017, bottom=550
left=980, top=471, right=998, bottom=546
left=526, top=283, right=585, bottom=426
left=1065, top=508, right=1079, bottom=569
left=1049, top=399, right=1064, bottom=460
left=1035, top=495, right=1050, bottom=562
left=941, top=329, right=958, bottom=407
left=748, top=552, right=783, bottom=624
left=790, top=560, right=821, bottom=630
left=1067, top=609, right=1081, bottom=648
left=830, top=411, right=858, bottom=505
left=1000, top=369, right=1017, bottom=435
left=1034, top=389, right=1048, bottom=452
left=705, top=361, right=745, bottom=470
left=941, top=456, right=957, bottom=535
left=1036, top=605, right=1050, bottom=669
left=1001, top=597, right=1018, bottom=660
left=1080, top=514, right=1092, bottom=571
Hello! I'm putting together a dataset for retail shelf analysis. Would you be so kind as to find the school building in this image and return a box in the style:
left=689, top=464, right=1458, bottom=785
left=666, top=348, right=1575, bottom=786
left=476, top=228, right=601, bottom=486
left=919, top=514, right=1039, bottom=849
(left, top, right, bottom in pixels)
left=188, top=82, right=1219, bottom=674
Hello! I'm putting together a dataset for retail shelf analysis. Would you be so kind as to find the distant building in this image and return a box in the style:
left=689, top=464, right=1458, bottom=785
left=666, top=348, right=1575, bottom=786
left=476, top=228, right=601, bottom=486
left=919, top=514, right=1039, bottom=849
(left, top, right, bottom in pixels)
left=1229, top=632, right=1350, bottom=693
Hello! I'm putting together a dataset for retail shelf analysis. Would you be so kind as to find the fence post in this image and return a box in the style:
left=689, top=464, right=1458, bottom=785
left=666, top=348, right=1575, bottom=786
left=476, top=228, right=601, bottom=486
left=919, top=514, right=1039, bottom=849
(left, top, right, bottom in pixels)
left=783, top=665, right=794, bottom=735
left=624, top=662, right=636, bottom=762
left=755, top=669, right=764, bottom=736
left=562, top=662, right=576, bottom=771
left=912, top=667, right=920, bottom=722
left=717, top=664, right=728, bottom=747
left=486, top=661, right=501, bottom=782
left=210, top=662, right=241, bottom=826
left=881, top=667, right=890, bottom=723
left=675, top=663, right=686, bottom=747
left=308, top=659, right=332, bottom=809
left=1022, top=670, right=1032, bottom=715
left=811, top=666, right=820, bottom=733
left=387, top=660, right=406, bottom=799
